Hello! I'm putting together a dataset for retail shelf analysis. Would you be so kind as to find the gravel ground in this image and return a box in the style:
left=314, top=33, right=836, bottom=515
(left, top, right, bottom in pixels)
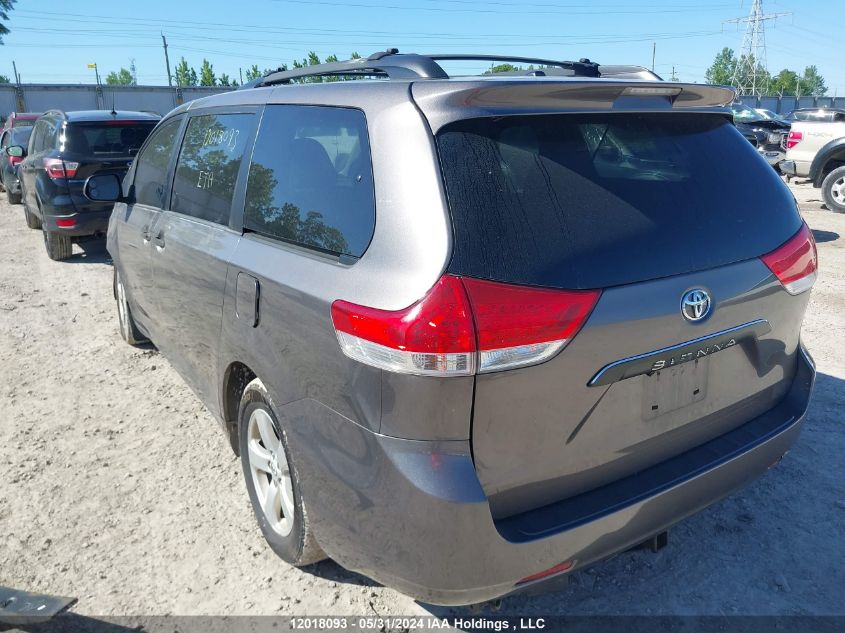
left=0, top=179, right=843, bottom=619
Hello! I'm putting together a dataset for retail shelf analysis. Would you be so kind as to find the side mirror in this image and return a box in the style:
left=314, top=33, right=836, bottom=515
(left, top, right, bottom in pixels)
left=6, top=145, right=25, bottom=158
left=84, top=174, right=123, bottom=202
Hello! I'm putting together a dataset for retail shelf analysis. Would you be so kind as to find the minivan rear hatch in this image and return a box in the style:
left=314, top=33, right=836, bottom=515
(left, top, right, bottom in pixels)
left=417, top=82, right=809, bottom=520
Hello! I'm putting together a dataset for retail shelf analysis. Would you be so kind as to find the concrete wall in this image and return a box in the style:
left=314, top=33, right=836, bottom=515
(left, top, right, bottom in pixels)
left=736, top=94, right=845, bottom=114
left=0, top=84, right=234, bottom=119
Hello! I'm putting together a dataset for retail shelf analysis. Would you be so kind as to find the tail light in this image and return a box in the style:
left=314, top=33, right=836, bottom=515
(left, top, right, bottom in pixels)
left=786, top=131, right=803, bottom=149
left=8, top=155, right=22, bottom=167
left=43, top=158, right=79, bottom=180
left=761, top=222, right=817, bottom=295
left=331, top=275, right=600, bottom=376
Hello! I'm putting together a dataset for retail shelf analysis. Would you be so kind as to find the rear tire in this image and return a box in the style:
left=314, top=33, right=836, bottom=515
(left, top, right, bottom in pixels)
left=23, top=202, right=41, bottom=229
left=821, top=166, right=845, bottom=214
left=114, top=270, right=148, bottom=346
left=42, top=224, right=72, bottom=261
left=238, top=378, right=326, bottom=567
left=6, top=188, right=21, bottom=205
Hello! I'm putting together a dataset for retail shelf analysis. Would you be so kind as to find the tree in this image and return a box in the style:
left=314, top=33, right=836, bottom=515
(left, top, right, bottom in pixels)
left=0, top=0, right=15, bottom=44
left=801, top=65, right=827, bottom=97
left=218, top=73, right=232, bottom=87
left=770, top=68, right=800, bottom=95
left=199, top=58, right=216, bottom=86
left=484, top=63, right=520, bottom=74
left=704, top=47, right=826, bottom=97
left=105, top=68, right=135, bottom=86
left=244, top=64, right=262, bottom=81
left=0, top=74, right=10, bottom=83
left=704, top=47, right=736, bottom=86
left=174, top=57, right=197, bottom=86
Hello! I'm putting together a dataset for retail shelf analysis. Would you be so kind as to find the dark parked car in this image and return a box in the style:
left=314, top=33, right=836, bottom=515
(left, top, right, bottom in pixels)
left=9, top=110, right=159, bottom=260
left=0, top=126, right=32, bottom=204
left=88, top=52, right=817, bottom=605
left=730, top=102, right=790, bottom=167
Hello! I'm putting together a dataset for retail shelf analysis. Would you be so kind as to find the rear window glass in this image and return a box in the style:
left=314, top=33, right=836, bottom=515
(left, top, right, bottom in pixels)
left=437, top=113, right=801, bottom=289
left=12, top=119, right=36, bottom=128
left=243, top=105, right=375, bottom=257
left=63, top=122, right=156, bottom=156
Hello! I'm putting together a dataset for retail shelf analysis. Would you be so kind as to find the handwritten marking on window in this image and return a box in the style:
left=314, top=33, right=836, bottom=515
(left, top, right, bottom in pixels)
left=197, top=170, right=214, bottom=190
left=202, top=127, right=240, bottom=151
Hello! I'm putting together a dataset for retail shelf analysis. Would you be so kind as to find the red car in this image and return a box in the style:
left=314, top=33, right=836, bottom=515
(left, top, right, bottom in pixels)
left=1, top=112, right=43, bottom=133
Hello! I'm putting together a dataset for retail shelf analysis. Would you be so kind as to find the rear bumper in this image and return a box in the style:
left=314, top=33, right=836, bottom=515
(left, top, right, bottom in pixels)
left=780, top=159, right=811, bottom=178
left=286, top=345, right=815, bottom=606
left=42, top=209, right=111, bottom=237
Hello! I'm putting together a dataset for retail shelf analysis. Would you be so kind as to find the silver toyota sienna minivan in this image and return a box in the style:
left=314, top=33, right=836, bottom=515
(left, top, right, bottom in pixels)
left=86, top=51, right=817, bottom=605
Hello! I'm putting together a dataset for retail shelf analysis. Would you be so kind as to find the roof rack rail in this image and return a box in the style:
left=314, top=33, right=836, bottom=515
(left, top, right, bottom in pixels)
left=247, top=49, right=601, bottom=88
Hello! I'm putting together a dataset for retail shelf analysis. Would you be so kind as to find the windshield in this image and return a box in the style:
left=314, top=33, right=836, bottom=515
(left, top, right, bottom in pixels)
left=791, top=110, right=843, bottom=122
left=436, top=113, right=801, bottom=289
left=730, top=103, right=764, bottom=124
left=63, top=121, right=157, bottom=156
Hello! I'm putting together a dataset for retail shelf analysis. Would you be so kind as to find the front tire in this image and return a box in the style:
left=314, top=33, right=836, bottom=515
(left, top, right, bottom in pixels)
left=821, top=166, right=845, bottom=213
left=42, top=225, right=72, bottom=261
left=238, top=378, right=325, bottom=567
left=114, top=270, right=148, bottom=346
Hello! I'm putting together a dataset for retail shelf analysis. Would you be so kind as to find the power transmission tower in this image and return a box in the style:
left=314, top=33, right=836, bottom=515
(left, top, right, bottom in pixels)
left=724, top=0, right=790, bottom=97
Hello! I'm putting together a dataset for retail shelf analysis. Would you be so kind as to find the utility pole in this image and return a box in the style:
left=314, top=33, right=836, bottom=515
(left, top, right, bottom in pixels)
left=651, top=42, right=656, bottom=72
left=239, top=67, right=243, bottom=85
left=12, top=60, right=25, bottom=111
left=724, top=0, right=791, bottom=97
left=162, top=33, right=173, bottom=87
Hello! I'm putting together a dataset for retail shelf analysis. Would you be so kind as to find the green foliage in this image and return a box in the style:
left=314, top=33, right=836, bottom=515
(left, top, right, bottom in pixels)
left=705, top=48, right=828, bottom=97
left=0, top=74, right=10, bottom=83
left=244, top=65, right=262, bottom=81
left=174, top=57, right=197, bottom=87
left=0, top=0, right=15, bottom=44
left=218, top=73, right=232, bottom=87
left=105, top=68, right=135, bottom=86
left=199, top=59, right=216, bottom=86
left=704, top=47, right=736, bottom=86
left=800, top=65, right=827, bottom=97
left=484, top=63, right=521, bottom=74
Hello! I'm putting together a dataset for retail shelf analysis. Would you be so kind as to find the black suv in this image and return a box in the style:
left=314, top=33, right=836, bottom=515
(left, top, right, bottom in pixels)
left=10, top=110, right=159, bottom=260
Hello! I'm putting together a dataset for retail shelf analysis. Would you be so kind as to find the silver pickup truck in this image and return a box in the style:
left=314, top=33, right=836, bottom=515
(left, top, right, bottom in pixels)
left=781, top=113, right=845, bottom=213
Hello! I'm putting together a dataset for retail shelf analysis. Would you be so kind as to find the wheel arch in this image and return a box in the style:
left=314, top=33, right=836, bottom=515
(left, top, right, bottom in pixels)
left=221, top=361, right=258, bottom=455
left=810, top=139, right=845, bottom=187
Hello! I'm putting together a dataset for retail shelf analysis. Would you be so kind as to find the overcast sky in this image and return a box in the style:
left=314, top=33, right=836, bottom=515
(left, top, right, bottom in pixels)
left=2, top=0, right=842, bottom=94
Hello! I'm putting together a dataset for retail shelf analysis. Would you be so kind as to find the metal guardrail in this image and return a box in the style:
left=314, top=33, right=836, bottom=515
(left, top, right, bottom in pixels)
left=0, top=84, right=234, bottom=119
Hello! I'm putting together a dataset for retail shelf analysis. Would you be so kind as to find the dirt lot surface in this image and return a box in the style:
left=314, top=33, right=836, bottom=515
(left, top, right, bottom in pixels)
left=1, top=180, right=843, bottom=619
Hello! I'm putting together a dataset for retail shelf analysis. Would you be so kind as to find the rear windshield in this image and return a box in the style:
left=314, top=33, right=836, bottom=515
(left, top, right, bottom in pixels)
left=64, top=121, right=157, bottom=156
left=436, top=113, right=801, bottom=289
